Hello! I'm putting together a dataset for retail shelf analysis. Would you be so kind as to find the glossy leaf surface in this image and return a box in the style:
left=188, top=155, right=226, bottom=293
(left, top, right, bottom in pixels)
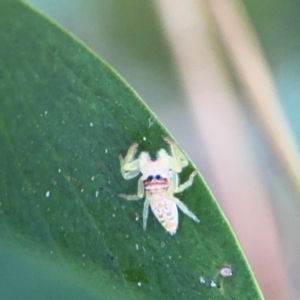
left=0, top=1, right=263, bottom=299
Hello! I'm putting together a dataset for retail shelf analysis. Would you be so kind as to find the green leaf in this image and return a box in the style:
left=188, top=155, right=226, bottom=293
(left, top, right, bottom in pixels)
left=0, top=0, right=264, bottom=299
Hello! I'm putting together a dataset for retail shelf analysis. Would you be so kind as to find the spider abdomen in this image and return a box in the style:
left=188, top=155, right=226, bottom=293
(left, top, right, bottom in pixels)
left=150, top=197, right=178, bottom=235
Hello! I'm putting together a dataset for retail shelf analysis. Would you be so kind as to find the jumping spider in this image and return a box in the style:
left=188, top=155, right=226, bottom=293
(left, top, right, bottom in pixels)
left=118, top=137, right=200, bottom=235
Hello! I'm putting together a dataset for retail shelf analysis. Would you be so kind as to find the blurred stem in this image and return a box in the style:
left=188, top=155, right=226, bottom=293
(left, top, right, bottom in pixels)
left=206, top=0, right=300, bottom=199
left=155, top=0, right=288, bottom=299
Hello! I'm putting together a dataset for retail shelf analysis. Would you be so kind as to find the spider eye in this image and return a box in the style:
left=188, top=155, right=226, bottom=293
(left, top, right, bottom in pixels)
left=147, top=175, right=154, bottom=182
left=155, top=175, right=161, bottom=180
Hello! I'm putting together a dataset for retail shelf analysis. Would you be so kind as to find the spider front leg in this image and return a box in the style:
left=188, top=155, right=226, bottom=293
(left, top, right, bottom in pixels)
left=119, top=143, right=140, bottom=179
left=164, top=137, right=188, bottom=172
left=118, top=177, right=144, bottom=200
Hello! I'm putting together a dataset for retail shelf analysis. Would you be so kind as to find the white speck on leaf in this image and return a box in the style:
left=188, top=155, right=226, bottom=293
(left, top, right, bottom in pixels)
left=148, top=118, right=154, bottom=128
left=95, top=191, right=99, bottom=197
left=135, top=244, right=139, bottom=250
left=46, top=191, right=50, bottom=198
left=199, top=277, right=205, bottom=284
left=210, top=280, right=217, bottom=288
left=105, top=148, right=108, bottom=154
left=89, top=122, right=93, bottom=127
left=220, top=265, right=234, bottom=277
left=58, top=168, right=61, bottom=173
left=137, top=282, right=142, bottom=287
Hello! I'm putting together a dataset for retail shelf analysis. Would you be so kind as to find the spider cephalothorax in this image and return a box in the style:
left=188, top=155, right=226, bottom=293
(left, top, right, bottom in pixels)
left=118, top=137, right=200, bottom=235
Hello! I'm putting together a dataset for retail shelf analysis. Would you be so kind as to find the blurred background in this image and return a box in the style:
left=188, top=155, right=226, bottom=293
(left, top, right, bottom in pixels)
left=24, top=0, right=300, bottom=299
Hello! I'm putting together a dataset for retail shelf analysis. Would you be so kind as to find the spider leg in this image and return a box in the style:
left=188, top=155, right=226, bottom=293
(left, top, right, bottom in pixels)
left=164, top=137, right=188, bottom=172
left=118, top=177, right=144, bottom=200
left=119, top=143, right=140, bottom=179
left=172, top=196, right=200, bottom=223
left=143, top=198, right=150, bottom=230
left=173, top=170, right=197, bottom=193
